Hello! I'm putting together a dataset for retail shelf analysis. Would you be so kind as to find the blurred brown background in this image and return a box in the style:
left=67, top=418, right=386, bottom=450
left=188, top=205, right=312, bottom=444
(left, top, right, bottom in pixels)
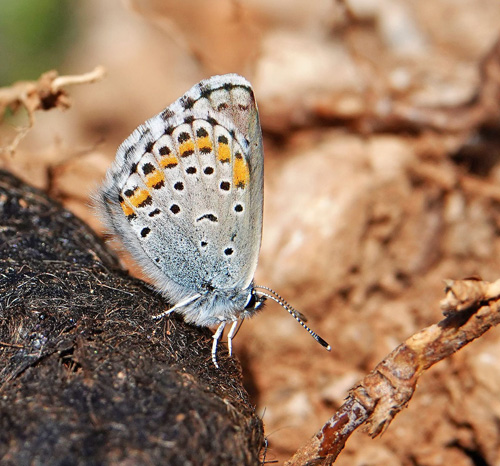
left=2, top=1, right=500, bottom=464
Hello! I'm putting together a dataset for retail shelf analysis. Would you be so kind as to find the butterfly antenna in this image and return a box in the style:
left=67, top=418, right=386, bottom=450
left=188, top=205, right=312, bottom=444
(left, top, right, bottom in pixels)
left=255, top=286, right=308, bottom=320
left=254, top=286, right=331, bottom=351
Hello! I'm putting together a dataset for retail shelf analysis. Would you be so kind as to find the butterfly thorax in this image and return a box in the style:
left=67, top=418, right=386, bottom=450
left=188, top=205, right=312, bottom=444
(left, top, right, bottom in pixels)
left=176, top=283, right=263, bottom=327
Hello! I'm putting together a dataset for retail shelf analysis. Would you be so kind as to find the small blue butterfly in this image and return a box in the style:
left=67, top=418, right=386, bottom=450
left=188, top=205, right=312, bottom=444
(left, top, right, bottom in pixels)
left=97, top=74, right=330, bottom=367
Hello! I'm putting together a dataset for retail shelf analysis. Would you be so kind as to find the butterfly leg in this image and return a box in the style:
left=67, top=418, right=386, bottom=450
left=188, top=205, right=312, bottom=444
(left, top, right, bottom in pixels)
left=152, top=294, right=201, bottom=320
left=151, top=308, right=175, bottom=320
left=227, top=320, right=239, bottom=357
left=212, top=321, right=226, bottom=368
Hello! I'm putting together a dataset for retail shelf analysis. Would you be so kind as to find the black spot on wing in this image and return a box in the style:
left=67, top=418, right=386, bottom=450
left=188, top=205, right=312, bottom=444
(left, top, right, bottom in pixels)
left=138, top=196, right=153, bottom=208
left=196, top=127, right=209, bottom=138
left=124, top=188, right=137, bottom=198
left=123, top=145, right=135, bottom=161
left=159, top=146, right=171, bottom=156
left=149, top=208, right=161, bottom=217
left=206, top=116, right=218, bottom=127
left=162, top=108, right=175, bottom=120
left=177, top=132, right=191, bottom=143
left=196, top=213, right=218, bottom=222
left=139, top=128, right=151, bottom=140
left=181, top=96, right=195, bottom=109
left=142, top=163, right=155, bottom=175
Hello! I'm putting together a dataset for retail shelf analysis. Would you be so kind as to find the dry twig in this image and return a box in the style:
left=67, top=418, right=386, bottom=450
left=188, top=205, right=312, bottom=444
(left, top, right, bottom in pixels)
left=0, top=66, right=106, bottom=155
left=285, top=278, right=500, bottom=466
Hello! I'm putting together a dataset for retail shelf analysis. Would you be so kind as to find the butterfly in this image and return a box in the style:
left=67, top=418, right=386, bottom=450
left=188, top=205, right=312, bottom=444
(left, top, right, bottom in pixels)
left=97, top=74, right=330, bottom=367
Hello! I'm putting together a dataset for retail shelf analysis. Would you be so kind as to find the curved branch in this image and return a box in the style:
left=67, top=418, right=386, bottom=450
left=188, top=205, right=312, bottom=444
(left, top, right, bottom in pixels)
left=286, top=278, right=500, bottom=466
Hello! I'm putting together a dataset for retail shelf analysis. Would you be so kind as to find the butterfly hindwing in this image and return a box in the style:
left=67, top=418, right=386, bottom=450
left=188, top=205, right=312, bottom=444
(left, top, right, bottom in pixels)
left=98, top=74, right=263, bottom=303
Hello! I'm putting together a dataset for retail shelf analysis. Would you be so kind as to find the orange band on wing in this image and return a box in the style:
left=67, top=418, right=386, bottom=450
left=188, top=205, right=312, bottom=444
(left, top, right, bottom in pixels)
left=160, top=155, right=179, bottom=168
left=179, top=140, right=195, bottom=157
left=233, top=153, right=249, bottom=189
left=196, top=136, right=213, bottom=153
left=217, top=142, right=231, bottom=163
left=129, top=188, right=152, bottom=208
left=120, top=201, right=135, bottom=217
left=145, top=170, right=165, bottom=189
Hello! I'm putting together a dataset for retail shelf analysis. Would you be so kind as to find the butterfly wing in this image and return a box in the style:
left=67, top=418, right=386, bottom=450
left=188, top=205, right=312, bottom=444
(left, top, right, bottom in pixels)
left=97, top=74, right=263, bottom=305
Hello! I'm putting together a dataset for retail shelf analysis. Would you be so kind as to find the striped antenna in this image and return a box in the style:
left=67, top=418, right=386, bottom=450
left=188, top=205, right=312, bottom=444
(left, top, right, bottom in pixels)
left=254, top=286, right=331, bottom=351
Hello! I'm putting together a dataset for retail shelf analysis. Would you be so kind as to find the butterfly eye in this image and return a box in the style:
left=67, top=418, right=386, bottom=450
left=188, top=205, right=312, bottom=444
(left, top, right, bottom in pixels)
left=244, top=291, right=265, bottom=310
left=244, top=292, right=256, bottom=309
